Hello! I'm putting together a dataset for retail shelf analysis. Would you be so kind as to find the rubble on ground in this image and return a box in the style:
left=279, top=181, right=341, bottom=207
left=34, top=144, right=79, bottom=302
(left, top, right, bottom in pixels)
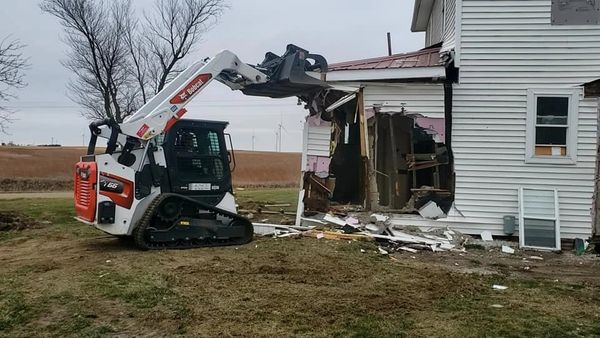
left=250, top=203, right=578, bottom=255
left=237, top=200, right=296, bottom=225
left=252, top=210, right=475, bottom=253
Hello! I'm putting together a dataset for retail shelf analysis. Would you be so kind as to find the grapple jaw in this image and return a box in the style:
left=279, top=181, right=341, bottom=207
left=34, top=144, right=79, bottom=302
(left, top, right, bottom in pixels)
left=241, top=44, right=330, bottom=98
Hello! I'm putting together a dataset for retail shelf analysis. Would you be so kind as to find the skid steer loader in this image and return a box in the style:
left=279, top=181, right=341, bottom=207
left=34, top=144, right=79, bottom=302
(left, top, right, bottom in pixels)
left=74, top=45, right=328, bottom=250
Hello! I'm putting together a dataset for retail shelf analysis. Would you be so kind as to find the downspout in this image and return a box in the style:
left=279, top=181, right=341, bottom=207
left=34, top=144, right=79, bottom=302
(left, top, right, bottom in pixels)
left=444, top=79, right=453, bottom=161
left=444, top=60, right=458, bottom=196
left=592, top=97, right=600, bottom=248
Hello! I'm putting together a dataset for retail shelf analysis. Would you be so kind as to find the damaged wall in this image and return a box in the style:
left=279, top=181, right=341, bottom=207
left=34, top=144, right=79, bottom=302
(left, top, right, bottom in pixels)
left=300, top=94, right=364, bottom=212
left=363, top=83, right=445, bottom=119
left=299, top=82, right=449, bottom=216
left=300, top=116, right=333, bottom=213
left=362, top=83, right=448, bottom=211
left=301, top=115, right=331, bottom=174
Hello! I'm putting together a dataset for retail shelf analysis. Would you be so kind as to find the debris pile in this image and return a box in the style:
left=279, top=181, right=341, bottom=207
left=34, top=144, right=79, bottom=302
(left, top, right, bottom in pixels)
left=238, top=201, right=296, bottom=225
left=253, top=211, right=469, bottom=253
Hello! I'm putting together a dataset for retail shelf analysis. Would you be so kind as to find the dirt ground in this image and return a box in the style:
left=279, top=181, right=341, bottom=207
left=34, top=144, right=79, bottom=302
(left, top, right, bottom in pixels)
left=0, top=194, right=599, bottom=337
left=0, top=147, right=300, bottom=191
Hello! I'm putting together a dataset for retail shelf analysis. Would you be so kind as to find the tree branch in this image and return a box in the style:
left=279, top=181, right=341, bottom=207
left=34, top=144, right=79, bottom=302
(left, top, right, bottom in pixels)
left=0, top=35, right=29, bottom=133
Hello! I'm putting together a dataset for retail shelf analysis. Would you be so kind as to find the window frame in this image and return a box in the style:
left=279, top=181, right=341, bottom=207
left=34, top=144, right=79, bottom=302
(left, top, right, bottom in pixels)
left=526, top=89, right=579, bottom=164
left=518, top=187, right=561, bottom=251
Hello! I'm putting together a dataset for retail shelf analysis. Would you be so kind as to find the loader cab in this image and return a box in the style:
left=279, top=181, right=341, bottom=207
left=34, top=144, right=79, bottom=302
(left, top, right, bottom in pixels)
left=161, top=119, right=233, bottom=205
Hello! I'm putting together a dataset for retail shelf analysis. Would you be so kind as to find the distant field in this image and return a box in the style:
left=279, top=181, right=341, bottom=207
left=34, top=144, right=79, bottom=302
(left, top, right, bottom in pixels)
left=0, top=147, right=300, bottom=191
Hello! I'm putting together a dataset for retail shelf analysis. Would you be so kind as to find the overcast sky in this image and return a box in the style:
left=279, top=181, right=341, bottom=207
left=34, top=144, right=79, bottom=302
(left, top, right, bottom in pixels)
left=0, top=0, right=423, bottom=151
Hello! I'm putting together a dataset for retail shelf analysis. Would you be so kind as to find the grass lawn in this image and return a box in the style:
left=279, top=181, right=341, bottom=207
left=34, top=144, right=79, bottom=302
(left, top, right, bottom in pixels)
left=0, top=189, right=600, bottom=337
left=234, top=187, right=299, bottom=208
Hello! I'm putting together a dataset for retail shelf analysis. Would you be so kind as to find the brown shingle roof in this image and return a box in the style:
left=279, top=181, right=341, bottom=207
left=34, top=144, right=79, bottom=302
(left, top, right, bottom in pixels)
left=328, top=45, right=442, bottom=72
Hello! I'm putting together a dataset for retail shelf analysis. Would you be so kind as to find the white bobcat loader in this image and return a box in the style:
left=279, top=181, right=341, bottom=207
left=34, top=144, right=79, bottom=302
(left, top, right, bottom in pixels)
left=74, top=45, right=328, bottom=250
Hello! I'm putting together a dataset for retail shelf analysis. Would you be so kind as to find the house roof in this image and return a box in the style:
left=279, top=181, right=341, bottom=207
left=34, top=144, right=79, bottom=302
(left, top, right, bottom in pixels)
left=328, top=45, right=442, bottom=72
left=325, top=45, right=445, bottom=82
left=411, top=0, right=435, bottom=32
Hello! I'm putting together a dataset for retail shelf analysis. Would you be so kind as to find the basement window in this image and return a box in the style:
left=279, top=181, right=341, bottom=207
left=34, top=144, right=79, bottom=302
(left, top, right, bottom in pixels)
left=518, top=187, right=561, bottom=250
left=526, top=89, right=579, bottom=164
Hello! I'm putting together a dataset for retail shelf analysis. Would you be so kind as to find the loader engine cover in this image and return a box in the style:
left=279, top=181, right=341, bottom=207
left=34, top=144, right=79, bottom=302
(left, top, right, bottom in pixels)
left=74, top=160, right=97, bottom=222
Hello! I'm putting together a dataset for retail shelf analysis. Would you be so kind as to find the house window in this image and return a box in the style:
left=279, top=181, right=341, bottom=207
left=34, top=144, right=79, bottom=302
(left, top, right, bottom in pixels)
left=518, top=187, right=561, bottom=250
left=526, top=89, right=579, bottom=164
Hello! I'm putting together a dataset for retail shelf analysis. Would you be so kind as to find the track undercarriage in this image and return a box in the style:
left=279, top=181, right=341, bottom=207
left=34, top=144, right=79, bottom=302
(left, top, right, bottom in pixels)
left=133, top=193, right=253, bottom=250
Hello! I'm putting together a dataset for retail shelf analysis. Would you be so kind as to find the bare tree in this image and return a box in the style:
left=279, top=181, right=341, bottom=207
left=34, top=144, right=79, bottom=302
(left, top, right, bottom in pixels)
left=143, top=0, right=225, bottom=95
left=42, top=0, right=227, bottom=123
left=0, top=36, right=28, bottom=133
left=41, top=0, right=137, bottom=122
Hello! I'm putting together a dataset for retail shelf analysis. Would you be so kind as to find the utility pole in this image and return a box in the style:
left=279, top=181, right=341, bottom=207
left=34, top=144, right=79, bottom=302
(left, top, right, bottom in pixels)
left=82, top=133, right=85, bottom=146
left=251, top=130, right=255, bottom=151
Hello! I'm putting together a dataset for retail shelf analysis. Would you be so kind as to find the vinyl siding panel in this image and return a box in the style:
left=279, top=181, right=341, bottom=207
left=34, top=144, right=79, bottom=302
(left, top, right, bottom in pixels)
left=442, top=0, right=457, bottom=52
left=426, top=0, right=444, bottom=46
left=426, top=0, right=457, bottom=50
left=449, top=0, right=600, bottom=238
left=304, top=126, right=330, bottom=157
left=363, top=83, right=445, bottom=118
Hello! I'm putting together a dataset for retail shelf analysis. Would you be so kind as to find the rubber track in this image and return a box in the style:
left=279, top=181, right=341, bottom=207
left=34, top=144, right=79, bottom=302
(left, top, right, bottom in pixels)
left=133, top=193, right=253, bottom=250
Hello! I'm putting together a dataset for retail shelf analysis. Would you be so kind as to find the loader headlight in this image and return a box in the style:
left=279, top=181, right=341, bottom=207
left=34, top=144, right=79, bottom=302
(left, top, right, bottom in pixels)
left=77, top=168, right=90, bottom=180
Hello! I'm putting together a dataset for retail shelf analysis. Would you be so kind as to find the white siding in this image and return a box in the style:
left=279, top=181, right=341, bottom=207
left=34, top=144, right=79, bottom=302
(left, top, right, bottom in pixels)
left=426, top=0, right=444, bottom=46
left=449, top=0, right=600, bottom=238
left=301, top=122, right=330, bottom=172
left=303, top=124, right=330, bottom=157
left=442, top=0, right=457, bottom=52
left=363, top=83, right=445, bottom=118
left=425, top=0, right=457, bottom=50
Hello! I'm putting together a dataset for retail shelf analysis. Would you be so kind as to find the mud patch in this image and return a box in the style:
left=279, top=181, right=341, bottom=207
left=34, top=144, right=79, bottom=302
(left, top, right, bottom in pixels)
left=0, top=211, right=43, bottom=231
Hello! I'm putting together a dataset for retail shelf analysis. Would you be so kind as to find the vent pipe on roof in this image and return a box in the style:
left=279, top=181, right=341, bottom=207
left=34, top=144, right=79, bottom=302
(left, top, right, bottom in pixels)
left=387, top=32, right=392, bottom=56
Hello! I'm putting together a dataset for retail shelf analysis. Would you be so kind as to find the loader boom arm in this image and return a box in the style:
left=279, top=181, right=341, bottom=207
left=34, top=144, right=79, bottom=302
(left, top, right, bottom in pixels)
left=88, top=44, right=328, bottom=156
left=109, top=44, right=329, bottom=143
left=119, top=50, right=269, bottom=141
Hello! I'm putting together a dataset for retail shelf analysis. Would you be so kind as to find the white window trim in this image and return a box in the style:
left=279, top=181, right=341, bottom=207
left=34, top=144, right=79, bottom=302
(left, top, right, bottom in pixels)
left=525, top=88, right=580, bottom=165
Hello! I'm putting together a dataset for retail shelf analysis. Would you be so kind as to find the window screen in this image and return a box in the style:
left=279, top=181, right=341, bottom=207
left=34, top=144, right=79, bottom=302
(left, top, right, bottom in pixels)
left=534, top=96, right=569, bottom=156
left=519, top=188, right=560, bottom=250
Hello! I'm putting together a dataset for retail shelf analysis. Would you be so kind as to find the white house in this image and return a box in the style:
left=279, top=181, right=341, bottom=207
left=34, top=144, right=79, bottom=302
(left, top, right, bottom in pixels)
left=300, top=0, right=600, bottom=250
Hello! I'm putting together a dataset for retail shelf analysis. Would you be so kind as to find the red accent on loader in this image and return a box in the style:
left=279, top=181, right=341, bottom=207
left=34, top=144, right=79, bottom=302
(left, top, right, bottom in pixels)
left=170, top=74, right=212, bottom=104
left=99, top=172, right=134, bottom=209
left=74, top=162, right=97, bottom=222
left=136, top=124, right=150, bottom=138
left=163, top=108, right=188, bottom=133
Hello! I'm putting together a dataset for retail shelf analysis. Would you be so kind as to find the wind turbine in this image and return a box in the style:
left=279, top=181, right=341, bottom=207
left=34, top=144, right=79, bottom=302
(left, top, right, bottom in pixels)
left=276, top=113, right=288, bottom=152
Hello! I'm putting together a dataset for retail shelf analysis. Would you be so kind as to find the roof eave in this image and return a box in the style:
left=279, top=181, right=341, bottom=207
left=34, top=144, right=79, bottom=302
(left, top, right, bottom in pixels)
left=325, top=66, right=446, bottom=82
left=411, top=0, right=435, bottom=32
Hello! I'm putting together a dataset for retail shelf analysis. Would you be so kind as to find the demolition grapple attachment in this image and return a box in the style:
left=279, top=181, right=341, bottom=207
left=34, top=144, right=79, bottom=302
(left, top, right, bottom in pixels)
left=241, top=44, right=330, bottom=98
